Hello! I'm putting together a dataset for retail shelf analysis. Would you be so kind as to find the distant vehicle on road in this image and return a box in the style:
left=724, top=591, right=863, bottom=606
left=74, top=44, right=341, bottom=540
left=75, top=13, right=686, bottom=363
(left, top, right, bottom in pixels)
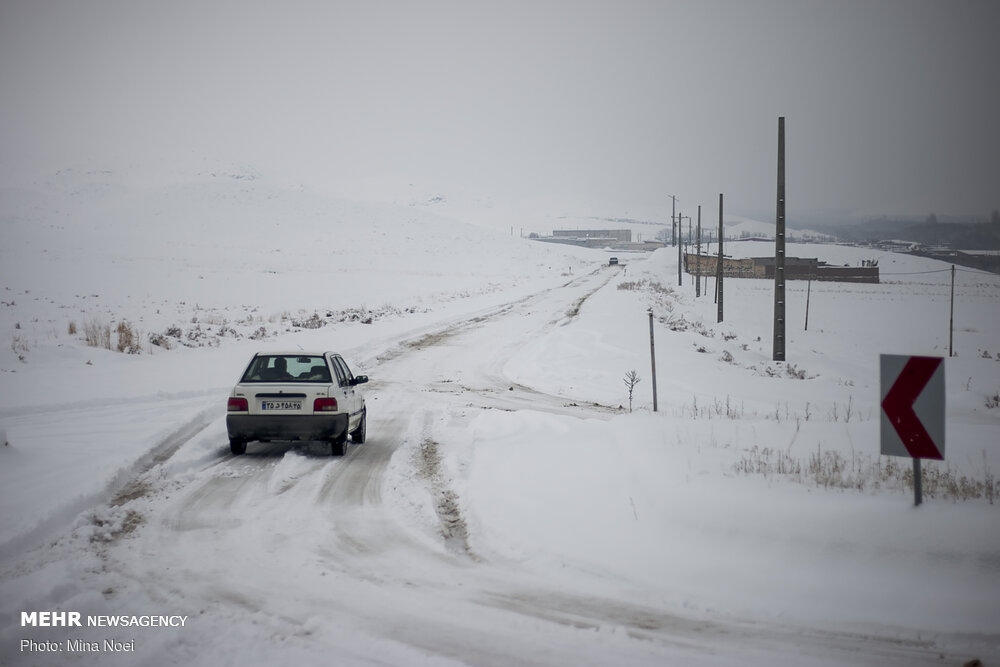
left=608, top=257, right=619, bottom=265
left=226, top=352, right=368, bottom=456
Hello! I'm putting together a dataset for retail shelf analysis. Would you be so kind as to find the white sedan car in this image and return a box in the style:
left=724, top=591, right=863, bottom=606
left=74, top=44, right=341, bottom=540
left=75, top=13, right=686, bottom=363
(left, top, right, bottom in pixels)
left=226, top=352, right=368, bottom=456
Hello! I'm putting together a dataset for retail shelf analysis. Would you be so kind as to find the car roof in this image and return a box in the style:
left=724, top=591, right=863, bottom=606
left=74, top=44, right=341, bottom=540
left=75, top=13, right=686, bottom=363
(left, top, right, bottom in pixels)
left=253, top=351, right=339, bottom=357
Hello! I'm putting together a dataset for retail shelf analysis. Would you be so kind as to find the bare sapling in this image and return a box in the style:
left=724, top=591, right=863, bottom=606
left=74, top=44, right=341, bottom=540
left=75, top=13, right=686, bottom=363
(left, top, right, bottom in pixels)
left=623, top=370, right=641, bottom=413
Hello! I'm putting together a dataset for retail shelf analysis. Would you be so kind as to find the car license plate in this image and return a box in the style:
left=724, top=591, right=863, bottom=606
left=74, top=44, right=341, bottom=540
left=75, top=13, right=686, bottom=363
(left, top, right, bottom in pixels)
left=261, top=400, right=301, bottom=411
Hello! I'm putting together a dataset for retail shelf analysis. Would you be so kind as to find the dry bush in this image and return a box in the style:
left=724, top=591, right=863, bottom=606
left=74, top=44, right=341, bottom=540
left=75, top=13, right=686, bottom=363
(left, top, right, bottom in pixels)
left=11, top=329, right=29, bottom=361
left=735, top=445, right=999, bottom=504
left=84, top=319, right=111, bottom=349
left=115, top=320, right=142, bottom=354
left=82, top=318, right=141, bottom=354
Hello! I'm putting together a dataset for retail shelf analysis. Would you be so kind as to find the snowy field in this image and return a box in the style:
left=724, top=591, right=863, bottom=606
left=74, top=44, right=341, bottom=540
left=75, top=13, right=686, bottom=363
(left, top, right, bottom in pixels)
left=1, top=171, right=999, bottom=666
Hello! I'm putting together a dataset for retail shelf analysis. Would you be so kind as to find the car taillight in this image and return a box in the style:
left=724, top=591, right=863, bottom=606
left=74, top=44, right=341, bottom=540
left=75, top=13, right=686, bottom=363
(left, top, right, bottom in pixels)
left=227, top=397, right=248, bottom=412
left=314, top=397, right=338, bottom=412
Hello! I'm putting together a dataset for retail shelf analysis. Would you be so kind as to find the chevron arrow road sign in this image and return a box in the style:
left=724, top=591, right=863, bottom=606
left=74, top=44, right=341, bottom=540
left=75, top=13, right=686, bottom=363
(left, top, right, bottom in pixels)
left=880, top=355, right=945, bottom=461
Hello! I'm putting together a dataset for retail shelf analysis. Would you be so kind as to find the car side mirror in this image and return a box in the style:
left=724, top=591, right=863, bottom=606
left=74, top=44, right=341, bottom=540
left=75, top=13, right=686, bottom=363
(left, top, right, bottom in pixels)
left=351, top=375, right=369, bottom=386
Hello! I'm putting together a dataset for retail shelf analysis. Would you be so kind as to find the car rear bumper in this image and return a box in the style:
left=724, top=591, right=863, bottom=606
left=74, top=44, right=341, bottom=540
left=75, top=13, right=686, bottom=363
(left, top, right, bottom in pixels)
left=226, top=413, right=348, bottom=443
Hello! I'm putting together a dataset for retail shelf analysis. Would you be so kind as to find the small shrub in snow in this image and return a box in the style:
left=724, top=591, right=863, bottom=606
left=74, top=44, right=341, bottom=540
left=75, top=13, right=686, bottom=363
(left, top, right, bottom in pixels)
left=734, top=444, right=1000, bottom=503
left=843, top=395, right=854, bottom=422
left=186, top=325, right=208, bottom=344
left=11, top=330, right=29, bottom=361
left=620, top=280, right=677, bottom=319
left=713, top=395, right=742, bottom=419
left=292, top=312, right=325, bottom=329
left=734, top=446, right=802, bottom=478
left=755, top=362, right=811, bottom=380
left=149, top=332, right=172, bottom=349
left=115, top=320, right=142, bottom=354
left=829, top=398, right=857, bottom=422
left=618, top=279, right=672, bottom=294
left=83, top=319, right=111, bottom=350
left=787, top=364, right=807, bottom=380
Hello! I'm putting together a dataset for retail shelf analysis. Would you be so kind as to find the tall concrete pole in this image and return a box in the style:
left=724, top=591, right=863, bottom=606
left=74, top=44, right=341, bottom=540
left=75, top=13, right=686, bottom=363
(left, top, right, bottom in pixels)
left=669, top=195, right=677, bottom=246
left=717, top=194, right=724, bottom=323
left=696, top=205, right=702, bottom=298
left=773, top=116, right=786, bottom=361
left=677, top=211, right=683, bottom=285
left=677, top=214, right=690, bottom=286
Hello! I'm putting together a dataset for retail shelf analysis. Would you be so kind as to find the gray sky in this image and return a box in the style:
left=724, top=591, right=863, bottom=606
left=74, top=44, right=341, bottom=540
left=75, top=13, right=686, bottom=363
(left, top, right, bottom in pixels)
left=1, top=0, right=997, bottom=220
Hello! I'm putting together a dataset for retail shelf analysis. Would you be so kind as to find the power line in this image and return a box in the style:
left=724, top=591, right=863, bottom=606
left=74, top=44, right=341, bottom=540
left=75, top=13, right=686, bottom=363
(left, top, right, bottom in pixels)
left=879, top=267, right=1000, bottom=277
left=955, top=266, right=1000, bottom=278
left=879, top=268, right=952, bottom=276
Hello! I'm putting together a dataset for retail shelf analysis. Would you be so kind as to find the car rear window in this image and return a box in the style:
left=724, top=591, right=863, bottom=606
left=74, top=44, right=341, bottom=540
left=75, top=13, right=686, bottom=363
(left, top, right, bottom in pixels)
left=240, top=355, right=331, bottom=383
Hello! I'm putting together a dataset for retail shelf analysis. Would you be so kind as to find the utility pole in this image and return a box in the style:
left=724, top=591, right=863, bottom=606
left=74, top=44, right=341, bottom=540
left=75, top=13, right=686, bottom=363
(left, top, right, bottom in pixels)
left=687, top=214, right=694, bottom=293
left=717, top=194, right=724, bottom=323
left=696, top=206, right=702, bottom=297
left=677, top=214, right=690, bottom=286
left=949, top=264, right=955, bottom=357
left=773, top=116, right=787, bottom=362
left=668, top=195, right=678, bottom=246
left=649, top=310, right=658, bottom=412
left=804, top=277, right=812, bottom=330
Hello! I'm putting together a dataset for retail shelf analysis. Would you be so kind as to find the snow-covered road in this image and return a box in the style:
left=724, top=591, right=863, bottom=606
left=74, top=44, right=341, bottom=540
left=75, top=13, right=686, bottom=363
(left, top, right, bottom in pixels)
left=5, top=261, right=992, bottom=667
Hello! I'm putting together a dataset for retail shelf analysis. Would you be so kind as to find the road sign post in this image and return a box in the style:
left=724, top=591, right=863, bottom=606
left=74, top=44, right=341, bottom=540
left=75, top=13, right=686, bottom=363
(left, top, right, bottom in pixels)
left=879, top=354, right=945, bottom=506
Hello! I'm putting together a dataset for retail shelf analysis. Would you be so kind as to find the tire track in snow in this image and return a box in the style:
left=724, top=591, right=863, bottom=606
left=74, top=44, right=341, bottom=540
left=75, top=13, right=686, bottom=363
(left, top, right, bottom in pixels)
left=14, top=265, right=680, bottom=665
left=356, top=266, right=626, bottom=562
left=416, top=434, right=477, bottom=560
left=0, top=404, right=217, bottom=563
left=558, top=264, right=620, bottom=323
left=358, top=269, right=626, bottom=561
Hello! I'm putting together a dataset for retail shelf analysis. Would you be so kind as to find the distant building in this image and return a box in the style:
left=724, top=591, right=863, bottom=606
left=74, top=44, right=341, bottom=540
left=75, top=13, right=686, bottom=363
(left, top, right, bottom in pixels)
left=910, top=248, right=1000, bottom=274
left=532, top=229, right=655, bottom=250
left=684, top=254, right=879, bottom=283
left=552, top=229, right=632, bottom=243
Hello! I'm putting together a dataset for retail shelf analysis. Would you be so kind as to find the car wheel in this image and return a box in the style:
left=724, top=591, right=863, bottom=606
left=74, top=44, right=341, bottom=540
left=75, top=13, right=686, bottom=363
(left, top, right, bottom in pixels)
left=330, top=432, right=347, bottom=457
left=350, top=410, right=367, bottom=444
left=230, top=439, right=247, bottom=456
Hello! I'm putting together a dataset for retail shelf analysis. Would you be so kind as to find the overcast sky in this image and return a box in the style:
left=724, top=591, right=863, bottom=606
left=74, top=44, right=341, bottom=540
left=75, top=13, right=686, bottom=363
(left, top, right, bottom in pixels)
left=1, top=0, right=997, bottom=220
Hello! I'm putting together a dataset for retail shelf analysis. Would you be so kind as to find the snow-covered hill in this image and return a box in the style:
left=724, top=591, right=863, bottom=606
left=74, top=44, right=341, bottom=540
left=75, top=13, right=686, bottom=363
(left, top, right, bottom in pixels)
left=1, top=170, right=998, bottom=666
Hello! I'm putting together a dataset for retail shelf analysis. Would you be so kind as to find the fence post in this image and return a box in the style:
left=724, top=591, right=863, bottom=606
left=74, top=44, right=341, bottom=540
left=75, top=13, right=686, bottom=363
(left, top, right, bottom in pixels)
left=804, top=277, right=812, bottom=331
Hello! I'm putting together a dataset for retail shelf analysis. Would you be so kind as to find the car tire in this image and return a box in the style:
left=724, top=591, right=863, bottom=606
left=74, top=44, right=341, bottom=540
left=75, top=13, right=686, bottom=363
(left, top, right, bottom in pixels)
left=230, top=439, right=247, bottom=456
left=350, top=410, right=367, bottom=444
left=330, top=432, right=347, bottom=457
